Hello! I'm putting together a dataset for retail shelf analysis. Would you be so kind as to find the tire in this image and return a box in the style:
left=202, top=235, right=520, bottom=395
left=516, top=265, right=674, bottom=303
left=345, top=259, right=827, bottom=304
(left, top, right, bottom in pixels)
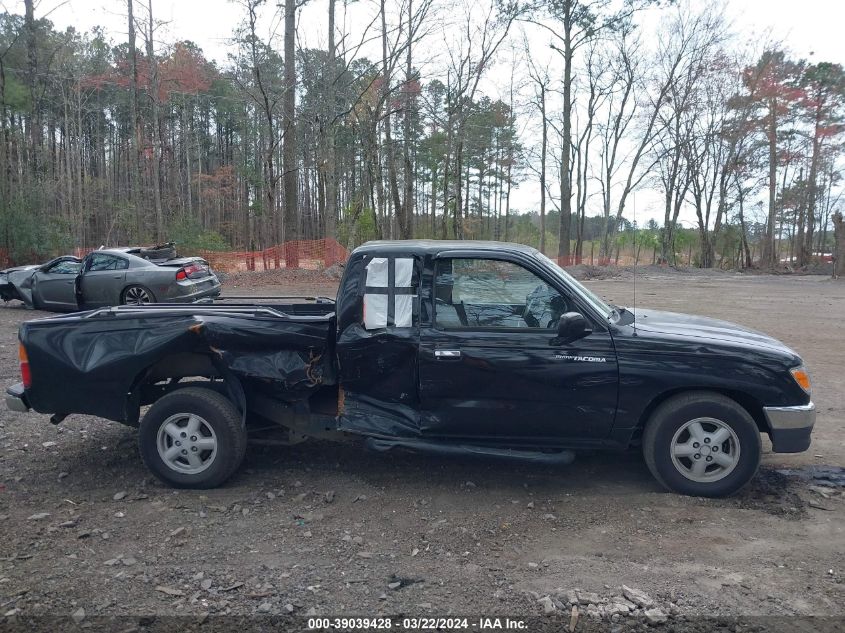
left=122, top=285, right=156, bottom=305
left=642, top=391, right=761, bottom=498
left=139, top=387, right=247, bottom=489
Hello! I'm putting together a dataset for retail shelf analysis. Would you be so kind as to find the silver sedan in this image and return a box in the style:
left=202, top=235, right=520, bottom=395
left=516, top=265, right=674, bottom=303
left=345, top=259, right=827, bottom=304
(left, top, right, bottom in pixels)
left=0, top=249, right=221, bottom=312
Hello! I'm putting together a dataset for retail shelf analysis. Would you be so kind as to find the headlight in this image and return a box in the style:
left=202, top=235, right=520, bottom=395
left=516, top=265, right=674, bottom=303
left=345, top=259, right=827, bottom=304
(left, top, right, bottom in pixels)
left=790, top=365, right=812, bottom=395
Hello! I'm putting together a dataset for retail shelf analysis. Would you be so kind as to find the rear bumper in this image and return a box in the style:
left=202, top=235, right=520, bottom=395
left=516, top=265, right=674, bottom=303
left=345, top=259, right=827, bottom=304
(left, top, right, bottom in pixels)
left=764, top=402, right=815, bottom=453
left=170, top=281, right=221, bottom=303
left=5, top=382, right=30, bottom=413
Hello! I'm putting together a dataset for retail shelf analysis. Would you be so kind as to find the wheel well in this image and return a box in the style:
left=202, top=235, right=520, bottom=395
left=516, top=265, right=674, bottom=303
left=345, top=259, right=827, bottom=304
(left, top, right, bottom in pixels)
left=633, top=388, right=769, bottom=441
left=125, top=353, right=245, bottom=426
left=144, top=352, right=219, bottom=382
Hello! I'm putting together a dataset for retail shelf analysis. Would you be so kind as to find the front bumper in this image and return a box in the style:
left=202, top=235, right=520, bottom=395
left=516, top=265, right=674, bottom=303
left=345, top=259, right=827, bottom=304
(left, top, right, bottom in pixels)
left=763, top=402, right=815, bottom=453
left=5, top=382, right=30, bottom=413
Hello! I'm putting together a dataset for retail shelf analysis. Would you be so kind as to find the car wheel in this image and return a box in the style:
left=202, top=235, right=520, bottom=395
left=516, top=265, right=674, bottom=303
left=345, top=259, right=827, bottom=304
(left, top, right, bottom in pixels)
left=139, top=387, right=247, bottom=489
left=122, top=285, right=155, bottom=305
left=642, top=391, right=761, bottom=498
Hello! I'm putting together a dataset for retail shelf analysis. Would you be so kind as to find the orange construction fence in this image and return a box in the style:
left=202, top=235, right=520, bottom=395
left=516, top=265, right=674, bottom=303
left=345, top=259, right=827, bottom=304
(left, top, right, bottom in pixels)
left=0, top=238, right=349, bottom=273
left=196, top=239, right=348, bottom=274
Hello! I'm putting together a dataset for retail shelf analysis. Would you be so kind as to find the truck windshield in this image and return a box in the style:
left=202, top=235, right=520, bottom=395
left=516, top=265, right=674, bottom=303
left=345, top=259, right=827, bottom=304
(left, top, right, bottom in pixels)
left=535, top=253, right=615, bottom=320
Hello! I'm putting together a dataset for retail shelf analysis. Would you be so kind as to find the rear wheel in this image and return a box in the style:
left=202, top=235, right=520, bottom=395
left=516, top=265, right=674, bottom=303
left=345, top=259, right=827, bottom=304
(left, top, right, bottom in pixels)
left=643, top=392, right=761, bottom=497
left=139, top=387, right=247, bottom=488
left=122, top=285, right=155, bottom=305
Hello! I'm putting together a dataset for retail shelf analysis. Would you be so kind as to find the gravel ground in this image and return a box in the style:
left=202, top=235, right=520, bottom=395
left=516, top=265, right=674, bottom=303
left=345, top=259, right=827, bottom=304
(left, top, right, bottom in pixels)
left=0, top=270, right=843, bottom=631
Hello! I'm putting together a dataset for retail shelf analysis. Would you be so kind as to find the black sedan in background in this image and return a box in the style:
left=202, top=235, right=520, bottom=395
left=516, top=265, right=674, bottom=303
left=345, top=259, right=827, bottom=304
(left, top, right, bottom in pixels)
left=0, top=246, right=220, bottom=312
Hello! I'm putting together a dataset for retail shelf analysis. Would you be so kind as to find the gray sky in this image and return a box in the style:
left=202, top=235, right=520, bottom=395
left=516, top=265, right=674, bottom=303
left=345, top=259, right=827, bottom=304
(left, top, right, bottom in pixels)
left=18, top=0, right=843, bottom=66
left=9, top=0, right=845, bottom=227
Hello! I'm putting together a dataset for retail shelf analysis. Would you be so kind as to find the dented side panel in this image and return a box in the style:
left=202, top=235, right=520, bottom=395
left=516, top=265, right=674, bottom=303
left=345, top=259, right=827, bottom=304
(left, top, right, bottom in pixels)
left=20, top=311, right=334, bottom=423
left=335, top=251, right=424, bottom=438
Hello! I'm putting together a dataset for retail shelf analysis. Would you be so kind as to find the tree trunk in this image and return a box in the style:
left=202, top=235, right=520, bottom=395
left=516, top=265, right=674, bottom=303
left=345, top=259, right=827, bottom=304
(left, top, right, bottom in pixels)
left=401, top=0, right=414, bottom=239
left=801, top=112, right=823, bottom=266
left=833, top=212, right=845, bottom=279
left=323, top=0, right=338, bottom=241
left=557, top=0, right=573, bottom=262
left=0, top=54, right=9, bottom=216
left=128, top=0, right=143, bottom=240
left=538, top=82, right=547, bottom=255
left=454, top=137, right=464, bottom=239
left=145, top=0, right=164, bottom=240
left=762, top=99, right=778, bottom=269
left=736, top=178, right=752, bottom=269
left=441, top=89, right=451, bottom=240
left=24, top=0, right=39, bottom=175
left=283, top=0, right=299, bottom=265
left=380, top=0, right=404, bottom=239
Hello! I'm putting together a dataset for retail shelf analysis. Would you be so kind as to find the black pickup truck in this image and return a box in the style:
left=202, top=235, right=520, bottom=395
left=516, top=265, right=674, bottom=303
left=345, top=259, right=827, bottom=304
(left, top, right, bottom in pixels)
left=5, top=240, right=815, bottom=497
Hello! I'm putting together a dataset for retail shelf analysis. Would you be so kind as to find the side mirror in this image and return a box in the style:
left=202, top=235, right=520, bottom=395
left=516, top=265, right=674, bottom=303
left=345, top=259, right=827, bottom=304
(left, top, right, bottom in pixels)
left=556, top=312, right=589, bottom=343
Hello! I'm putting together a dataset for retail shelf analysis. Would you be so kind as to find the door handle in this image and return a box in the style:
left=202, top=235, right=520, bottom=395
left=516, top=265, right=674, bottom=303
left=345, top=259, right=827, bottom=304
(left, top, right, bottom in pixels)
left=434, top=350, right=461, bottom=360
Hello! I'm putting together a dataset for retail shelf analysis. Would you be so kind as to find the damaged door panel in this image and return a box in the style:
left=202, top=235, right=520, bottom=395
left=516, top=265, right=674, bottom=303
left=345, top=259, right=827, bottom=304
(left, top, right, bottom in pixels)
left=5, top=240, right=817, bottom=497
left=32, top=259, right=81, bottom=311
left=0, top=256, right=81, bottom=309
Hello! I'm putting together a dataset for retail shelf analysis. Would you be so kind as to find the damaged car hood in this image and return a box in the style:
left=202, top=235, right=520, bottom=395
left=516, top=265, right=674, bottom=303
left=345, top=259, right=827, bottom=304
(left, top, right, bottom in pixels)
left=0, top=265, right=40, bottom=304
left=0, top=265, right=39, bottom=275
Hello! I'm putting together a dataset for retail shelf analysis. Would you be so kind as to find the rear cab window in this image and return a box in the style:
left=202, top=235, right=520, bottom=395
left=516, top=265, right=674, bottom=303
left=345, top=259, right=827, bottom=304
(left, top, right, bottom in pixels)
left=362, top=256, right=418, bottom=330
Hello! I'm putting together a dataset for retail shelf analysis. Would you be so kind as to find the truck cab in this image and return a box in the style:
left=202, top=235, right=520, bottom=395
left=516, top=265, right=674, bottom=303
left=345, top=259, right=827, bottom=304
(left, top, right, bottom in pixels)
left=334, top=241, right=619, bottom=445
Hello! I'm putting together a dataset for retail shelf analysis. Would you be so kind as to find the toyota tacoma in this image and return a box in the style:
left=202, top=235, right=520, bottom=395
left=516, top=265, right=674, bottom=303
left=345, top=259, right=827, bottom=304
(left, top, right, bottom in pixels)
left=5, top=241, right=815, bottom=497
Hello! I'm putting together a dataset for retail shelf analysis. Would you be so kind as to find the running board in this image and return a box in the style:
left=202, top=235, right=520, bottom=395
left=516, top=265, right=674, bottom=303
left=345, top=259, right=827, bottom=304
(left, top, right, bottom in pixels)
left=365, top=437, right=576, bottom=465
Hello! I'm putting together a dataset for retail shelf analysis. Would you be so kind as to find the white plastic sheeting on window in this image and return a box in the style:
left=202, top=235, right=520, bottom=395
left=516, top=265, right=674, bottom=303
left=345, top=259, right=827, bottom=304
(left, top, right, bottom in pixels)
left=363, top=257, right=414, bottom=330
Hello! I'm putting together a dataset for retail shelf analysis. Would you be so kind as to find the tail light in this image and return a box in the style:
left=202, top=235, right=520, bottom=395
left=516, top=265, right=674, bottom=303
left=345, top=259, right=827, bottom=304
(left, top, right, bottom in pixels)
left=19, top=343, right=31, bottom=389
left=176, top=263, right=208, bottom=280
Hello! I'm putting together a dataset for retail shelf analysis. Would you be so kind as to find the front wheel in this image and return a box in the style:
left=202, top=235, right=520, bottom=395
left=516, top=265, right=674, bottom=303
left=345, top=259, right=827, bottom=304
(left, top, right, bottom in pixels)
left=642, top=392, right=761, bottom=497
left=139, top=387, right=247, bottom=488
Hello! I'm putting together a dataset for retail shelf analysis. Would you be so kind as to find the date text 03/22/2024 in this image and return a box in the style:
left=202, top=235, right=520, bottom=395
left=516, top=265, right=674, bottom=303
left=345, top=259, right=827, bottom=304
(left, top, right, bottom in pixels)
left=307, top=617, right=528, bottom=630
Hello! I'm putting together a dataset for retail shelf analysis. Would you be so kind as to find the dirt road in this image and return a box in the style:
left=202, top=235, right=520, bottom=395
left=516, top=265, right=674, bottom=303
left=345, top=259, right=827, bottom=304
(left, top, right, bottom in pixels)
left=0, top=271, right=842, bottom=629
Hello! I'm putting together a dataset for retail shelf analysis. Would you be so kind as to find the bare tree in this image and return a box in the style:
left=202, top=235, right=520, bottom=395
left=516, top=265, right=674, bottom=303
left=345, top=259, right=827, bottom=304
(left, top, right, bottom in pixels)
left=650, top=5, right=728, bottom=264
left=443, top=0, right=519, bottom=238
left=525, top=44, right=551, bottom=254
left=527, top=0, right=658, bottom=261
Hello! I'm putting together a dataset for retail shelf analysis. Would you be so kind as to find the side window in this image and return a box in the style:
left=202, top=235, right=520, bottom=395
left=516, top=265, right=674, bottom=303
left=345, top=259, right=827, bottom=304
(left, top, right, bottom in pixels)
left=362, top=257, right=416, bottom=330
left=88, top=254, right=128, bottom=272
left=434, top=258, right=570, bottom=329
left=46, top=260, right=81, bottom=275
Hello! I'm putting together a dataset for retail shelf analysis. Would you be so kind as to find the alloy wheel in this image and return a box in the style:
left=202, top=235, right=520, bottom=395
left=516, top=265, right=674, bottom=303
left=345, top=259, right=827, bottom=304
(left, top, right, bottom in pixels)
left=124, top=286, right=152, bottom=305
left=670, top=417, right=741, bottom=483
left=155, top=413, right=218, bottom=474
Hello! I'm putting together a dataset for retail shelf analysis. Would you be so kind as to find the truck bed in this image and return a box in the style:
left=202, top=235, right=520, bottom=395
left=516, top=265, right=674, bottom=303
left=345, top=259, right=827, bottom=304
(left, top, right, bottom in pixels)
left=19, top=302, right=336, bottom=424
